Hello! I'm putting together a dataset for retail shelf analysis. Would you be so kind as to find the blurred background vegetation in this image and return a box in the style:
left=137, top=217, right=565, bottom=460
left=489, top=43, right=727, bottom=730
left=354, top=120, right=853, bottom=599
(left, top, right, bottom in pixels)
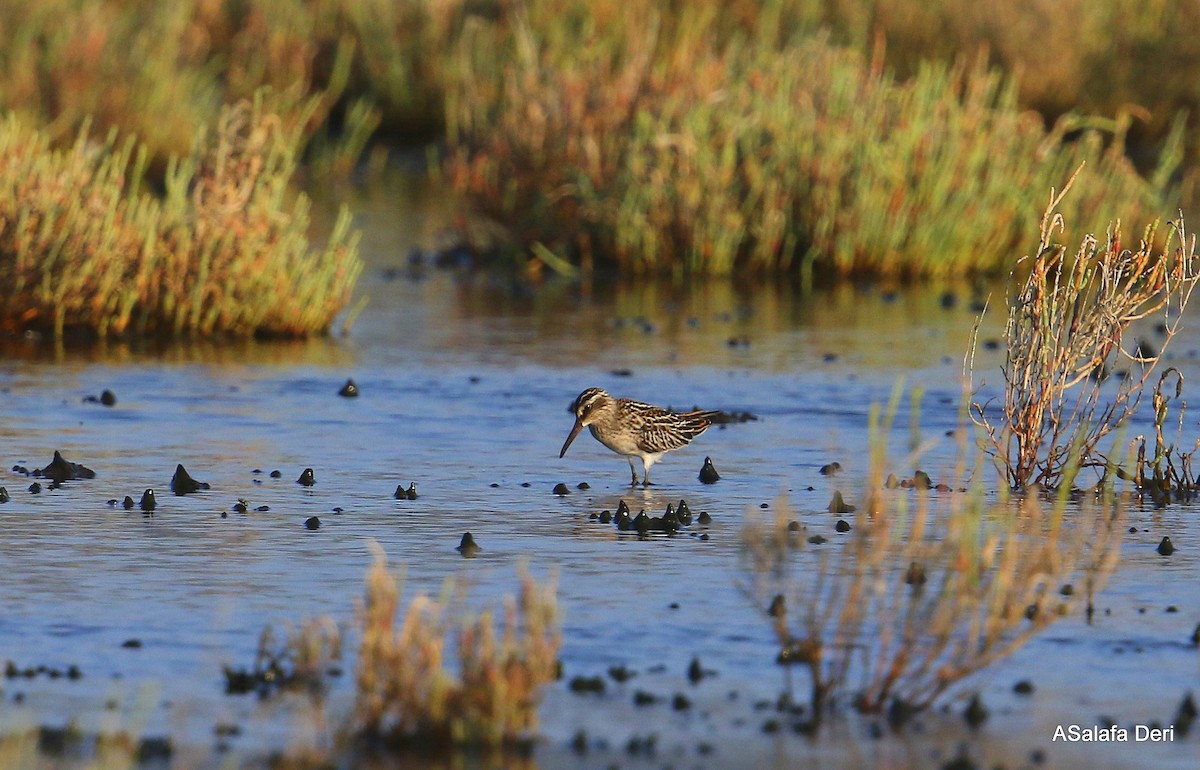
left=2, top=0, right=1198, bottom=309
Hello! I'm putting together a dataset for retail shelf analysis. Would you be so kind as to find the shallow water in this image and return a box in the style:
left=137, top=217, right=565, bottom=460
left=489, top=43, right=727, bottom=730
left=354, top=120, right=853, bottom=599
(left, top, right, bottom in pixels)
left=1, top=175, right=1198, bottom=769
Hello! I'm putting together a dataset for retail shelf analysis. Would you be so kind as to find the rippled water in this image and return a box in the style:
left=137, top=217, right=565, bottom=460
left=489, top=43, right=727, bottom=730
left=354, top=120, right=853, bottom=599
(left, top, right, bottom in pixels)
left=0, top=175, right=1197, bottom=769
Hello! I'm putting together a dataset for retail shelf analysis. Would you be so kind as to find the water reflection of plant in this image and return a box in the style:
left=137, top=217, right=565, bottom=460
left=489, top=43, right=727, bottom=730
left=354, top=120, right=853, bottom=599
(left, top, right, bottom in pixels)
left=741, top=396, right=1124, bottom=726
left=970, top=177, right=1200, bottom=491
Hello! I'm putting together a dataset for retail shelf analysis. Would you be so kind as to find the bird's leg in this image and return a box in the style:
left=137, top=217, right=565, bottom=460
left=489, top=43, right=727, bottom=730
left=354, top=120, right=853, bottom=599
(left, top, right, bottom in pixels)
left=628, top=458, right=639, bottom=487
left=642, top=456, right=655, bottom=487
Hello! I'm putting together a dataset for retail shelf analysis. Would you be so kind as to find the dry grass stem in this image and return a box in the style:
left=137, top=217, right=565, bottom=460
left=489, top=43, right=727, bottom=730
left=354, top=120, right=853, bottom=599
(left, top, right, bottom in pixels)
left=742, top=397, right=1124, bottom=723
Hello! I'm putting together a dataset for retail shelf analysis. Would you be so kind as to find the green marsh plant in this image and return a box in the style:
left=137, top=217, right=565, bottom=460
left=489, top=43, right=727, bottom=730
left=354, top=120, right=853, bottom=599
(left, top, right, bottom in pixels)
left=970, top=174, right=1200, bottom=490
left=441, top=0, right=1178, bottom=276
left=0, top=96, right=362, bottom=338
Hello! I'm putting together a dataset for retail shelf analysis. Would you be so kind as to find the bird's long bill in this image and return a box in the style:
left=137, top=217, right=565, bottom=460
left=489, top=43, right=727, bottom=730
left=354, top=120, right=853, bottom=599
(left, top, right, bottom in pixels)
left=559, top=418, right=585, bottom=458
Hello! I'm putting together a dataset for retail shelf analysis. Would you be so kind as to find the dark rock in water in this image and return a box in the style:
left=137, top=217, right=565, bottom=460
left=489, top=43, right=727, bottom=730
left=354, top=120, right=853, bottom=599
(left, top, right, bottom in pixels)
left=297, top=468, right=316, bottom=486
left=1192, top=623, right=1200, bottom=647
left=1059, top=583, right=1074, bottom=596
left=699, top=457, right=720, bottom=484
left=0, top=487, right=8, bottom=503
left=553, top=483, right=570, bottom=496
left=905, top=561, right=927, bottom=586
left=456, top=532, right=480, bottom=557
left=941, top=752, right=978, bottom=770
left=598, top=510, right=613, bottom=524
left=1013, top=680, right=1034, bottom=695
left=963, top=693, right=988, bottom=729
left=887, top=697, right=918, bottom=729
left=697, top=511, right=712, bottom=525
left=170, top=464, right=209, bottom=495
left=139, top=489, right=156, bottom=511
left=819, top=462, right=842, bottom=476
left=304, top=516, right=321, bottom=530
left=28, top=482, right=41, bottom=494
left=255, top=505, right=270, bottom=512
left=1157, top=536, right=1175, bottom=556
left=827, top=491, right=855, bottom=513
left=616, top=511, right=632, bottom=531
left=835, top=519, right=851, bottom=533
left=37, top=451, right=96, bottom=484
left=672, top=693, right=692, bottom=710
left=607, top=664, right=634, bottom=683
left=85, top=389, right=118, bottom=406
left=393, top=484, right=406, bottom=500
left=232, top=500, right=248, bottom=513
left=405, top=482, right=418, bottom=500
left=911, top=470, right=933, bottom=490
left=687, top=657, right=707, bottom=684
left=633, top=690, right=659, bottom=706
left=577, top=482, right=590, bottom=490
left=706, top=408, right=759, bottom=425
left=617, top=500, right=630, bottom=517
left=806, top=534, right=827, bottom=545
left=123, top=496, right=135, bottom=510
left=767, top=594, right=786, bottom=617
left=269, top=470, right=282, bottom=478
left=568, top=676, right=605, bottom=695
left=633, top=511, right=651, bottom=534
left=1176, top=692, right=1197, bottom=736
left=338, top=379, right=359, bottom=398
left=106, top=499, right=118, bottom=506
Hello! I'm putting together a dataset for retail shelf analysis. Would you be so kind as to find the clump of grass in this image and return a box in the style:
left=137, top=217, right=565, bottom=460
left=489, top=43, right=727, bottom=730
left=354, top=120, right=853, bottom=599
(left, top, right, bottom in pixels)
left=741, top=392, right=1124, bottom=723
left=0, top=95, right=362, bottom=338
left=441, top=0, right=1178, bottom=276
left=0, top=0, right=474, bottom=177
left=970, top=172, right=1200, bottom=490
left=223, top=617, right=342, bottom=697
left=352, top=547, right=560, bottom=749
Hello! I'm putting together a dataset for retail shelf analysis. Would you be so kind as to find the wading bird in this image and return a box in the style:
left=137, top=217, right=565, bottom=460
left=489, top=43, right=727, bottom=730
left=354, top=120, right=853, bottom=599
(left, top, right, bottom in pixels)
left=559, top=387, right=720, bottom=486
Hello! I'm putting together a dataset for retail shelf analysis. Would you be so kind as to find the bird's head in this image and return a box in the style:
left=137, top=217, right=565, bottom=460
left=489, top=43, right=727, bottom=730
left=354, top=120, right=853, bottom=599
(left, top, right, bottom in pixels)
left=559, top=388, right=611, bottom=457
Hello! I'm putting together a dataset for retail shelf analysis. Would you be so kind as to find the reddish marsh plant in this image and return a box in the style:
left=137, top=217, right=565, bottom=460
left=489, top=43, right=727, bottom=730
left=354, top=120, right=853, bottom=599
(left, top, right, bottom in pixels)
left=971, top=173, right=1200, bottom=491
